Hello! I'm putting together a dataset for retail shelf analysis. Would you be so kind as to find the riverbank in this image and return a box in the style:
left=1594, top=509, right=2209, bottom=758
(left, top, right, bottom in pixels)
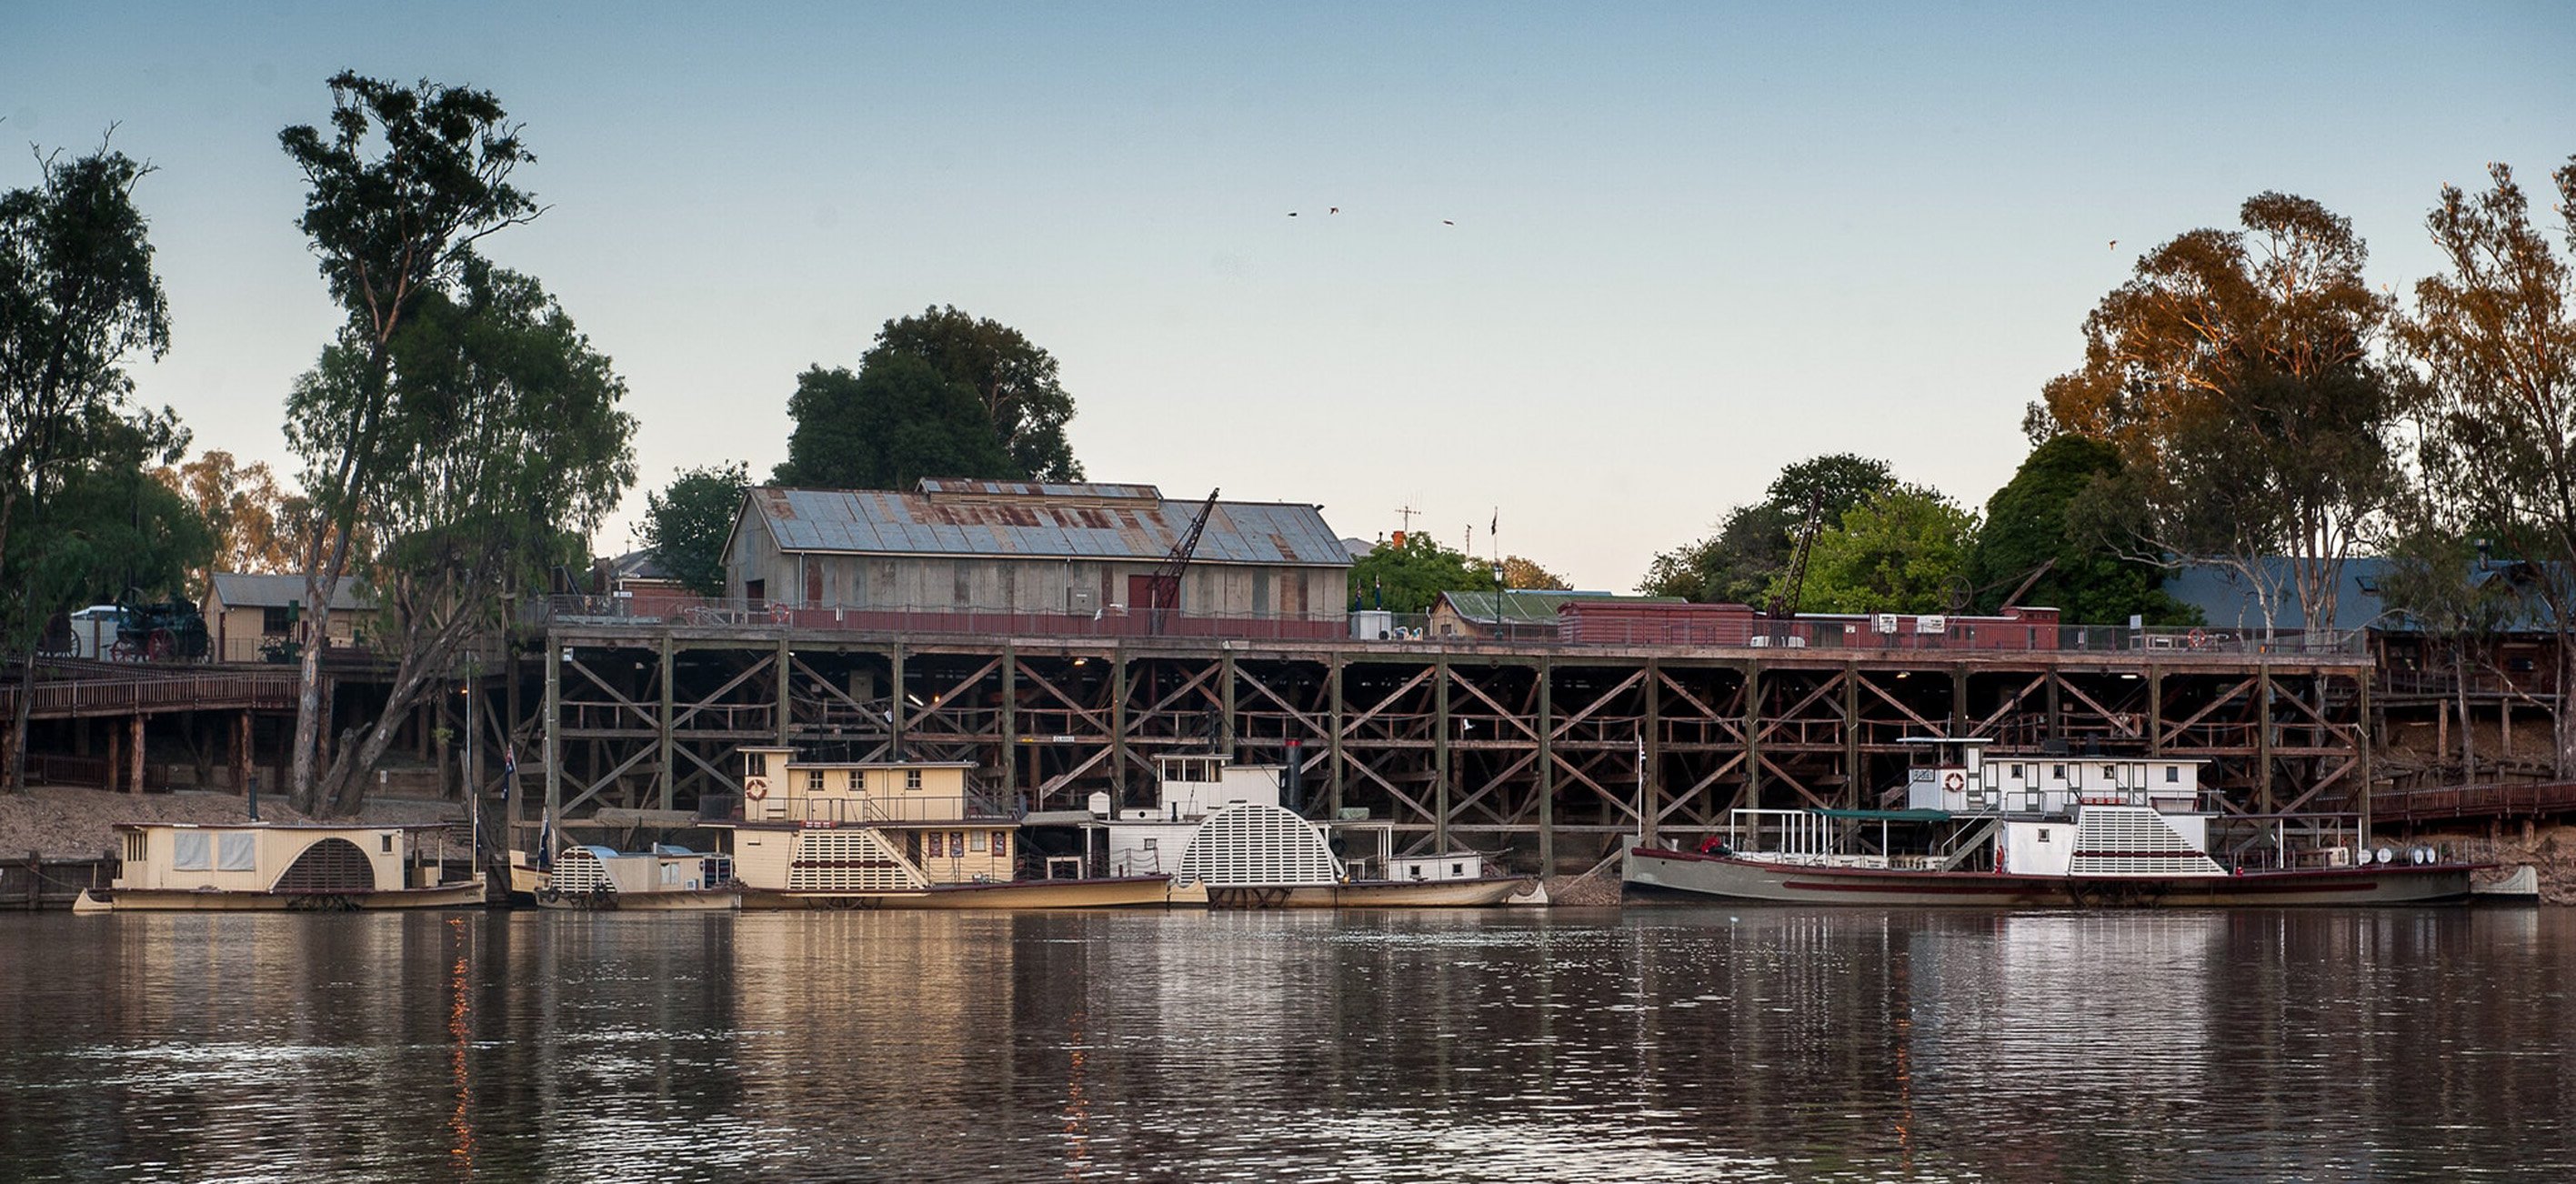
left=2421, top=824, right=2576, bottom=905
left=0, top=786, right=463, bottom=859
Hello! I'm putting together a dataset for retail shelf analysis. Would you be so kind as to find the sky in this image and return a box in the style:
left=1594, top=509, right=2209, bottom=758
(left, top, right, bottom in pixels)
left=5, top=2, right=2571, bottom=590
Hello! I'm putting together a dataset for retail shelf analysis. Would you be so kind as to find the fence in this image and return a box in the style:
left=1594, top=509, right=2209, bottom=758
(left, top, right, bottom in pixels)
left=0, top=670, right=301, bottom=719
left=0, top=855, right=111, bottom=910
left=537, top=595, right=2368, bottom=657
left=2366, top=780, right=2576, bottom=823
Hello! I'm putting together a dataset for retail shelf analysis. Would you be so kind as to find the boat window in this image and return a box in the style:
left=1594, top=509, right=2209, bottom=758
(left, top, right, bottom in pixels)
left=2010, top=764, right=2023, bottom=779
left=2051, top=764, right=2065, bottom=780
left=928, top=832, right=945, bottom=858
left=2165, top=766, right=2180, bottom=782
left=807, top=769, right=825, bottom=794
left=906, top=768, right=924, bottom=791
left=380, top=834, right=394, bottom=854
left=992, top=832, right=1009, bottom=858
left=2038, top=828, right=2051, bottom=842
left=2102, top=765, right=2116, bottom=779
left=747, top=752, right=767, bottom=777
left=969, top=831, right=987, bottom=852
left=950, top=831, right=966, bottom=858
left=1142, top=838, right=1158, bottom=850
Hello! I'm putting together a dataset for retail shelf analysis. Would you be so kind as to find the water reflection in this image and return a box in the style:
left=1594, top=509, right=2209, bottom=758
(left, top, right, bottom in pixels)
left=0, top=906, right=2570, bottom=1181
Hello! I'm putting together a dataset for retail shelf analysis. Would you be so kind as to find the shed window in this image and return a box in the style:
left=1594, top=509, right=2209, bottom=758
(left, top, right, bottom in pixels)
left=262, top=606, right=293, bottom=634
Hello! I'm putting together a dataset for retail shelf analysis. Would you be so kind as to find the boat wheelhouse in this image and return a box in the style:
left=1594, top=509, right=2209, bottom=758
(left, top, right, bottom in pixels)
left=74, top=823, right=485, bottom=913
left=713, top=748, right=1168, bottom=908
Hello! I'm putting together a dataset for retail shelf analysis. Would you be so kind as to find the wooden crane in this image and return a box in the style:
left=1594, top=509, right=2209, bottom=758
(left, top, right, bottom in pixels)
left=1765, top=490, right=1825, bottom=640
left=1148, top=488, right=1220, bottom=635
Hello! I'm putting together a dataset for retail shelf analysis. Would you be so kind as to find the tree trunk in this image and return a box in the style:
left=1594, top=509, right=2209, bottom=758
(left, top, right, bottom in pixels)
left=2457, top=644, right=2476, bottom=783
left=288, top=537, right=352, bottom=812
left=2561, top=637, right=2575, bottom=781
left=6, top=649, right=35, bottom=794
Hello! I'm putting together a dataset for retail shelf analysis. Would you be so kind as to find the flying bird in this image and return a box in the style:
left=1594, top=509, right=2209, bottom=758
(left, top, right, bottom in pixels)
left=1288, top=211, right=1298, bottom=217
left=2109, top=239, right=2118, bottom=249
left=1443, top=219, right=1455, bottom=226
left=1329, top=206, right=1339, bottom=215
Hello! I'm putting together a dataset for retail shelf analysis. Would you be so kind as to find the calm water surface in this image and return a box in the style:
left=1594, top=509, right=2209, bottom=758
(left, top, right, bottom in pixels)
left=1, top=906, right=2569, bottom=1182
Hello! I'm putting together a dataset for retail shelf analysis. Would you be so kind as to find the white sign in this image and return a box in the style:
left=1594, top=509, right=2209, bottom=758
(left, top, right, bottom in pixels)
left=1916, top=615, right=1948, bottom=634
left=1873, top=614, right=1899, bottom=634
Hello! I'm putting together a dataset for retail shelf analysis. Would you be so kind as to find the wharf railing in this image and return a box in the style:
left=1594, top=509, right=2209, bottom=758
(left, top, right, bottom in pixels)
left=2364, top=780, right=2576, bottom=823
left=0, top=670, right=302, bottom=719
left=536, top=594, right=2368, bottom=657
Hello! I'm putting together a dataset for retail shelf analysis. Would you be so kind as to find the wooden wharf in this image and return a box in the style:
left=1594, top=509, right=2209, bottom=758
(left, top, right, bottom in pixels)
left=529, top=615, right=2380, bottom=874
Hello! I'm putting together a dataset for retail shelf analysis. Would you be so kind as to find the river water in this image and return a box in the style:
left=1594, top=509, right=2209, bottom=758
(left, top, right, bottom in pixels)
left=0, top=905, right=2568, bottom=1182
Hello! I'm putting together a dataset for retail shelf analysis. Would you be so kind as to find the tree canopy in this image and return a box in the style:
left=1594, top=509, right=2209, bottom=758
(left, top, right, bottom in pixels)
left=1965, top=436, right=2192, bottom=625
left=775, top=356, right=1017, bottom=490
left=278, top=70, right=544, bottom=808
left=1781, top=484, right=1977, bottom=614
left=639, top=460, right=748, bottom=596
left=286, top=258, right=634, bottom=814
left=2397, top=156, right=2576, bottom=774
left=778, top=306, right=1082, bottom=489
left=2037, top=192, right=2402, bottom=633
left=1348, top=533, right=1494, bottom=614
left=0, top=143, right=181, bottom=791
left=1640, top=454, right=1895, bottom=603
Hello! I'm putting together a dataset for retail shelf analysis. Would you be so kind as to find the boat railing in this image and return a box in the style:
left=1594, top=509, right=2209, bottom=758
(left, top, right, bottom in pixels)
left=1724, top=808, right=1887, bottom=867
left=781, top=796, right=1016, bottom=826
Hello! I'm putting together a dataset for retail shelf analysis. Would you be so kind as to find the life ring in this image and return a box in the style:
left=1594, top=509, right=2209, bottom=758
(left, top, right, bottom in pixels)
left=2187, top=628, right=2208, bottom=648
left=1942, top=772, right=1964, bottom=791
left=745, top=782, right=767, bottom=802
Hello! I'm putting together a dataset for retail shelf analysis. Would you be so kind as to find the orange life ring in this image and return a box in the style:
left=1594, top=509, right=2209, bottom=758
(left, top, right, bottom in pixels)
left=745, top=782, right=767, bottom=802
left=2188, top=628, right=2208, bottom=648
left=1942, top=772, right=1964, bottom=792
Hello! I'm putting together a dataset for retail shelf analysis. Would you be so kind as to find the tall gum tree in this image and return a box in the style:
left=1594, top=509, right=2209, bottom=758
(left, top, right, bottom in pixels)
left=0, top=145, right=172, bottom=790
left=2033, top=193, right=2402, bottom=637
left=2399, top=156, right=2576, bottom=777
left=278, top=72, right=538, bottom=812
left=288, top=260, right=634, bottom=816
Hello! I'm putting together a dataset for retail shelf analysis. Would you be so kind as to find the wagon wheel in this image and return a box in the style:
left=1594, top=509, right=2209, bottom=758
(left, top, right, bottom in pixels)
left=107, top=637, right=142, bottom=662
left=146, top=629, right=175, bottom=662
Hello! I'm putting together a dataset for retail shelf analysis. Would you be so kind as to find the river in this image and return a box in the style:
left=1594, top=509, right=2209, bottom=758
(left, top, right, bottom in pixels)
left=1, top=905, right=2568, bottom=1181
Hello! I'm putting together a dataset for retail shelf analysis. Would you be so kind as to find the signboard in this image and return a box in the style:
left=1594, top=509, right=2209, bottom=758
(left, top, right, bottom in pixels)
left=1873, top=614, right=1899, bottom=635
left=1916, top=615, right=1948, bottom=634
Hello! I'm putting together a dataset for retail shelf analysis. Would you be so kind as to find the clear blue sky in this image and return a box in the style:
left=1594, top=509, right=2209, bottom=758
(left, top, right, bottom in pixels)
left=5, top=2, right=2571, bottom=589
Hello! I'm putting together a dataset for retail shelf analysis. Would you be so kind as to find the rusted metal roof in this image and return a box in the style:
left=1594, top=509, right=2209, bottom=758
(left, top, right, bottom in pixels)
left=747, top=483, right=1350, bottom=567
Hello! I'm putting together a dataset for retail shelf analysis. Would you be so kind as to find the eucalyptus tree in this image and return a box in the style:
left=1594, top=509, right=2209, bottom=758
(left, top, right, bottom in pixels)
left=638, top=461, right=748, bottom=597
left=289, top=260, right=635, bottom=815
left=2399, top=156, right=2576, bottom=775
left=278, top=71, right=539, bottom=809
left=2032, top=193, right=2404, bottom=635
left=0, top=145, right=173, bottom=790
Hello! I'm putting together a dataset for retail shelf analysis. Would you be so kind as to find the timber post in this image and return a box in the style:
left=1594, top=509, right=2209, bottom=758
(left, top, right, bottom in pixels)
left=1001, top=640, right=1017, bottom=804
left=1642, top=657, right=1662, bottom=848
left=1326, top=652, right=1344, bottom=822
left=1433, top=651, right=1450, bottom=853
left=1537, top=655, right=1554, bottom=875
left=658, top=635, right=676, bottom=812
left=543, top=630, right=561, bottom=834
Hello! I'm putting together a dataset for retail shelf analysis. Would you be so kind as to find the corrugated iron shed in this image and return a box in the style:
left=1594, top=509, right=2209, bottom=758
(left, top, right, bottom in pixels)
left=747, top=483, right=1350, bottom=567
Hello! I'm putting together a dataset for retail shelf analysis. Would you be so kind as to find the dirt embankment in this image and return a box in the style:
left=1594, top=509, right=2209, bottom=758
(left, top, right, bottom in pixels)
left=2416, top=824, right=2576, bottom=905
left=0, top=787, right=463, bottom=859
